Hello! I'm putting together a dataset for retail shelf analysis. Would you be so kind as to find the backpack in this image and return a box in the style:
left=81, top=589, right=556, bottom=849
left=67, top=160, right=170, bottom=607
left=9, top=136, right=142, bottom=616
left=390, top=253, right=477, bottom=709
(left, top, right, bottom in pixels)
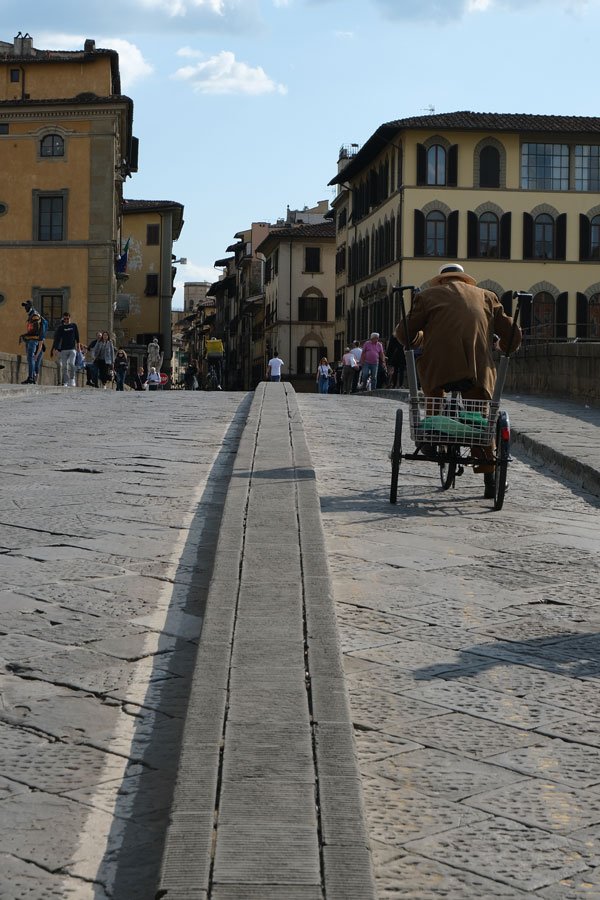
left=25, top=313, right=48, bottom=341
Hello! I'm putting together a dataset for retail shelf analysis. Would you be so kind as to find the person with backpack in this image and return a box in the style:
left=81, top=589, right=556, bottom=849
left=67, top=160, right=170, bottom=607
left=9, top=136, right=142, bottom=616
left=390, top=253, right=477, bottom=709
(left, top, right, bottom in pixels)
left=19, top=300, right=47, bottom=384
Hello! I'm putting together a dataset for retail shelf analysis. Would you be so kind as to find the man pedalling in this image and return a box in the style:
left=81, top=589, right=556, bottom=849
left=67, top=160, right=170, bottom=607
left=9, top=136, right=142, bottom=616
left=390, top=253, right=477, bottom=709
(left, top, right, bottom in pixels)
left=395, top=263, right=522, bottom=498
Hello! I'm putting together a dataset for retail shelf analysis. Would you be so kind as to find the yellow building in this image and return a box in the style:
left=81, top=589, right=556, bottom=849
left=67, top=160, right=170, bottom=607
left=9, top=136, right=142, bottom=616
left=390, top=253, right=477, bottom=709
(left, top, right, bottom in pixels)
left=0, top=33, right=136, bottom=355
left=115, top=199, right=184, bottom=375
left=329, top=111, right=600, bottom=345
left=257, top=221, right=336, bottom=390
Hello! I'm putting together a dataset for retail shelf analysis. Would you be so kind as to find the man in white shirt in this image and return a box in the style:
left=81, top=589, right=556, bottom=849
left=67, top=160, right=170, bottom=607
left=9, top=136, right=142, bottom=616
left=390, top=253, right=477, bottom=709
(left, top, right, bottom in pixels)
left=267, top=352, right=285, bottom=382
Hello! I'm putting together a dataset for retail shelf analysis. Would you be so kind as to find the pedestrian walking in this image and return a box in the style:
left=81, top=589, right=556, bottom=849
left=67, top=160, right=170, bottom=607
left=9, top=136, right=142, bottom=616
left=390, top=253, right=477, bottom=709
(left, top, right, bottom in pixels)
left=51, top=311, right=81, bottom=387
left=316, top=357, right=333, bottom=394
left=92, top=330, right=115, bottom=389
left=146, top=367, right=161, bottom=391
left=114, top=349, right=129, bottom=391
left=19, top=300, right=47, bottom=384
left=184, top=360, right=199, bottom=390
left=359, top=333, right=386, bottom=391
left=385, top=334, right=405, bottom=388
left=350, top=340, right=362, bottom=393
left=134, top=368, right=147, bottom=391
left=85, top=332, right=103, bottom=387
left=267, top=352, right=285, bottom=382
left=341, top=346, right=358, bottom=395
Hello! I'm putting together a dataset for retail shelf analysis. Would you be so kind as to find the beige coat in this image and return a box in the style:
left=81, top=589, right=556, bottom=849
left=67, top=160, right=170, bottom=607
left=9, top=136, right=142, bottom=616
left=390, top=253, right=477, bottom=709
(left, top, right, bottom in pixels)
left=395, top=278, right=521, bottom=399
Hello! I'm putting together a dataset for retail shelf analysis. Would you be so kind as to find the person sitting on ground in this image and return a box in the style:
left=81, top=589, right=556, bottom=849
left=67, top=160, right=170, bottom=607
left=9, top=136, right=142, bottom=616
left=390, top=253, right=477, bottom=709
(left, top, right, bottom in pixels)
left=395, top=263, right=521, bottom=498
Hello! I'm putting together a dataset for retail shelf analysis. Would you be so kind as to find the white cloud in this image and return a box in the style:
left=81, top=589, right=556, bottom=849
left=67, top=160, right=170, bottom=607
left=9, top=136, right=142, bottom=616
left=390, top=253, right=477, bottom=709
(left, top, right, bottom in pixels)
left=176, top=45, right=204, bottom=57
left=273, top=0, right=292, bottom=6
left=173, top=50, right=287, bottom=95
left=37, top=33, right=153, bottom=89
left=138, top=0, right=225, bottom=18
left=6, top=0, right=262, bottom=37
left=334, top=30, right=354, bottom=38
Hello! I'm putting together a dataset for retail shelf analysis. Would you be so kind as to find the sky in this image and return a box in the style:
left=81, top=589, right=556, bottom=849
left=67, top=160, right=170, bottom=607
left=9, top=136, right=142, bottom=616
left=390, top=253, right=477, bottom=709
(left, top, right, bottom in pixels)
left=5, top=0, right=600, bottom=307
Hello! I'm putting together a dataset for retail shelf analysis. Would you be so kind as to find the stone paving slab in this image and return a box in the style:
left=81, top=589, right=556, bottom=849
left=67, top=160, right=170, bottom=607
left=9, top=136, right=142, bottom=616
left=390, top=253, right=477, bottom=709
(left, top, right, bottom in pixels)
left=298, top=390, right=600, bottom=898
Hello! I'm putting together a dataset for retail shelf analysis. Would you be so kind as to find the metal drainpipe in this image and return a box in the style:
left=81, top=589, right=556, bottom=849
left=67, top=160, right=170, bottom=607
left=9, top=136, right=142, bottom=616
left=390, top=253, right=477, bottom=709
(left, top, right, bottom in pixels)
left=288, top=240, right=292, bottom=380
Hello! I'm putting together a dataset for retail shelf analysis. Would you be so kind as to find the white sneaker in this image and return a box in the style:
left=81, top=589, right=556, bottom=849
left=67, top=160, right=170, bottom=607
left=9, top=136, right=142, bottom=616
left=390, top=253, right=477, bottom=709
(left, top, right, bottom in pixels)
left=62, top=383, right=69, bottom=387
left=69, top=379, right=76, bottom=387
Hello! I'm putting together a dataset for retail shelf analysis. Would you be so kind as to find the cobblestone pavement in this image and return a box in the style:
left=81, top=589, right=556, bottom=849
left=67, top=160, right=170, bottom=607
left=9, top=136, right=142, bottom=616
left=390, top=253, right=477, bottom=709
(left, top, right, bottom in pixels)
left=0, top=388, right=248, bottom=899
left=298, top=392, right=600, bottom=899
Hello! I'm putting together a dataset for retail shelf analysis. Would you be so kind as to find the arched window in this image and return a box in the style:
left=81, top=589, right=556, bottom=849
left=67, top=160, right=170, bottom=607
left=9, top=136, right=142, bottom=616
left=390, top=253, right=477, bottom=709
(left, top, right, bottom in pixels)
left=40, top=134, right=64, bottom=157
left=534, top=213, right=554, bottom=259
left=426, top=210, right=446, bottom=256
left=590, top=293, right=600, bottom=339
left=478, top=212, right=499, bottom=258
left=479, top=146, right=500, bottom=188
left=427, top=145, right=446, bottom=186
left=591, top=215, right=600, bottom=260
left=532, top=291, right=555, bottom=340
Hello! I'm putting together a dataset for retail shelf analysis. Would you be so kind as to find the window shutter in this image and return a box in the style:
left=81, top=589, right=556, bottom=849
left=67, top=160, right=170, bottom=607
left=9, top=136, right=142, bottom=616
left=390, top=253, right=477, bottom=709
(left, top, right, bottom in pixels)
left=416, top=144, right=426, bottom=186
left=556, top=292, right=568, bottom=340
left=556, top=214, right=567, bottom=261
left=447, top=211, right=458, bottom=257
left=501, top=291, right=513, bottom=316
left=297, top=347, right=304, bottom=374
left=500, top=212, right=512, bottom=259
left=523, top=213, right=533, bottom=259
left=414, top=209, right=425, bottom=256
left=576, top=292, right=588, bottom=339
left=467, top=211, right=477, bottom=258
left=447, top=145, right=458, bottom=187
left=579, top=214, right=590, bottom=261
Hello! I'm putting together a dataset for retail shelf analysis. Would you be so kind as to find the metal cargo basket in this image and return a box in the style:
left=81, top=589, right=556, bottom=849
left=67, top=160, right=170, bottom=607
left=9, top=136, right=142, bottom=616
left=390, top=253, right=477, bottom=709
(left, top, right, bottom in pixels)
left=408, top=395, right=499, bottom=447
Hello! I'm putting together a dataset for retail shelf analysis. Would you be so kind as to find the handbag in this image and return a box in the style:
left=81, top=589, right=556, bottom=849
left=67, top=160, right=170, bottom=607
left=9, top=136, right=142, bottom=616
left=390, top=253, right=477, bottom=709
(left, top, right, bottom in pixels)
left=75, top=349, right=85, bottom=370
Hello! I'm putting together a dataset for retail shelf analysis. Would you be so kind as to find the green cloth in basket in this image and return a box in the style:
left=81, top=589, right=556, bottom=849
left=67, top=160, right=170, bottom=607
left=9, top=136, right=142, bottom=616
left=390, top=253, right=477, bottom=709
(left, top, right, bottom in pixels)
left=417, top=414, right=489, bottom=440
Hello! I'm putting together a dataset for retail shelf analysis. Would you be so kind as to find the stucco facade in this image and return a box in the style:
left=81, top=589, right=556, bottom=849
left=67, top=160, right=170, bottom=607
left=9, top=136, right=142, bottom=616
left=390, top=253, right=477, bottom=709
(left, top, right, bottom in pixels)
left=258, top=222, right=336, bottom=390
left=330, top=111, right=600, bottom=347
left=0, top=34, right=136, bottom=355
left=115, top=200, right=184, bottom=373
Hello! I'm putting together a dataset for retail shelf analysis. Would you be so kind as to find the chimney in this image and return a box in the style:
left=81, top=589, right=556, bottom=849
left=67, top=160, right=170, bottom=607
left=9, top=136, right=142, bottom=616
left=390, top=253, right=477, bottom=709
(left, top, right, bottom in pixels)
left=84, top=39, right=96, bottom=52
left=13, top=32, right=33, bottom=56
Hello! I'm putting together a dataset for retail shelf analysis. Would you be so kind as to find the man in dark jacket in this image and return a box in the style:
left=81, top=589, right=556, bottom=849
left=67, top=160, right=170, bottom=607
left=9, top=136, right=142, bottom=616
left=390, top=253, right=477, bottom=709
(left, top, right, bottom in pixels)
left=51, top=312, right=81, bottom=387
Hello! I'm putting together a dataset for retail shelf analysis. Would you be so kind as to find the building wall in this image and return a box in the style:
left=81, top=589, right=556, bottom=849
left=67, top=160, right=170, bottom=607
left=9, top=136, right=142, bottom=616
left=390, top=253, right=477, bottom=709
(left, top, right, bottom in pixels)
left=0, top=43, right=127, bottom=358
left=265, top=237, right=336, bottom=387
left=339, top=124, right=600, bottom=346
left=0, top=57, right=113, bottom=101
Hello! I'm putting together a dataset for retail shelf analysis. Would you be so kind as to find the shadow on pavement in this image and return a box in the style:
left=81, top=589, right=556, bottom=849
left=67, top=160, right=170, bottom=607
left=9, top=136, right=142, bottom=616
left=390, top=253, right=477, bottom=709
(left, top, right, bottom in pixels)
left=96, top=393, right=252, bottom=900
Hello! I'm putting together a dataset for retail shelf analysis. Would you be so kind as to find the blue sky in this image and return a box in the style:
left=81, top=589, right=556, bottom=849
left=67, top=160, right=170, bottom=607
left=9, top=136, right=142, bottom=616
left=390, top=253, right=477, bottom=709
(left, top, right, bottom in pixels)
left=6, top=0, right=600, bottom=306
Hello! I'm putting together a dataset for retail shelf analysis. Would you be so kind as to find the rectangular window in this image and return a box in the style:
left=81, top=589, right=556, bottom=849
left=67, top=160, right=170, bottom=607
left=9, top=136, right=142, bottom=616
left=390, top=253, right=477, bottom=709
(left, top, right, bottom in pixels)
left=146, top=224, right=160, bottom=245
left=145, top=273, right=159, bottom=296
left=0, top=124, right=8, bottom=135
left=39, top=293, right=64, bottom=332
left=38, top=195, right=64, bottom=241
left=335, top=290, right=345, bottom=319
left=521, top=143, right=569, bottom=190
left=575, top=145, right=600, bottom=191
left=299, top=296, right=327, bottom=322
left=304, top=247, right=321, bottom=273
left=10, top=69, right=19, bottom=83
left=297, top=346, right=325, bottom=375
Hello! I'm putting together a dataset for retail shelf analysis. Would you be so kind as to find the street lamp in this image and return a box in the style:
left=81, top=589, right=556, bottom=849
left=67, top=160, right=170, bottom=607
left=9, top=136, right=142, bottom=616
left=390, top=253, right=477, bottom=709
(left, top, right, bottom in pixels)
left=172, top=257, right=187, bottom=265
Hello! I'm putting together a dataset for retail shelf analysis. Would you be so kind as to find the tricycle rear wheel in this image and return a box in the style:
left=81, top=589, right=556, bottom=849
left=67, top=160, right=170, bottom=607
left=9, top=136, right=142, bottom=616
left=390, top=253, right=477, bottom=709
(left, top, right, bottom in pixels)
left=390, top=408, right=403, bottom=504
